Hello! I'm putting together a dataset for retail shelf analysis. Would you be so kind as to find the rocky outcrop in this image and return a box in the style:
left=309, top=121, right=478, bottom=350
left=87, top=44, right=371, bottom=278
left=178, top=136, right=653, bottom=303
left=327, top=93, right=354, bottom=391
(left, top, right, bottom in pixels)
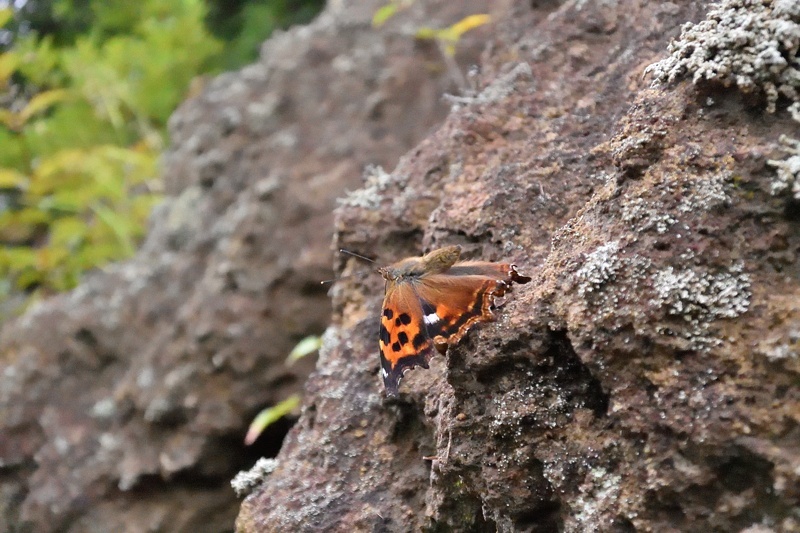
left=238, top=1, right=800, bottom=532
left=0, top=1, right=491, bottom=531
left=3, top=0, right=798, bottom=531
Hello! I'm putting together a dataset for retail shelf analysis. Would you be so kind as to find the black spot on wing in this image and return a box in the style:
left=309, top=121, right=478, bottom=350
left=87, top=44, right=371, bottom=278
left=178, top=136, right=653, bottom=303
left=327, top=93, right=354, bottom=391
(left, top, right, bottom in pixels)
left=391, top=342, right=401, bottom=352
left=395, top=313, right=412, bottom=326
left=379, top=324, right=390, bottom=345
left=397, top=331, right=409, bottom=345
left=412, top=332, right=426, bottom=349
left=383, top=308, right=394, bottom=320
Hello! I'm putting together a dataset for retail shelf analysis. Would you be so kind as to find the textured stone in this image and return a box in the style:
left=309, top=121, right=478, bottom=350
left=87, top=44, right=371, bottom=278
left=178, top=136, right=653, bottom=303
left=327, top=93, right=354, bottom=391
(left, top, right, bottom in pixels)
left=0, top=1, right=489, bottom=531
left=239, top=1, right=800, bottom=532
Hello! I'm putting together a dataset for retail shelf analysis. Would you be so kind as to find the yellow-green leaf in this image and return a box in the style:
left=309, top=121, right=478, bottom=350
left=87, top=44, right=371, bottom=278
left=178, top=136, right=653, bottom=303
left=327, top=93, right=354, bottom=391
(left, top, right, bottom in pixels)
left=0, top=108, right=15, bottom=128
left=36, top=245, right=69, bottom=271
left=15, top=268, right=44, bottom=290
left=90, top=203, right=136, bottom=255
left=415, top=15, right=492, bottom=56
left=245, top=394, right=301, bottom=446
left=372, top=4, right=398, bottom=27
left=0, top=169, right=28, bottom=188
left=285, top=335, right=323, bottom=366
left=414, top=27, right=438, bottom=40
left=9, top=207, right=49, bottom=226
left=448, top=14, right=491, bottom=39
left=19, top=89, right=69, bottom=123
left=50, top=216, right=87, bottom=248
left=1, top=247, right=37, bottom=270
left=34, top=149, right=87, bottom=187
left=0, top=8, right=12, bottom=29
left=0, top=51, right=19, bottom=84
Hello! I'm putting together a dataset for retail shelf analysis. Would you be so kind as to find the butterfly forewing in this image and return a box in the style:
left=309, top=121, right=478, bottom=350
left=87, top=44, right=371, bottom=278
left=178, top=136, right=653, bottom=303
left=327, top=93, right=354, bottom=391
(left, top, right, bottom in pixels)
left=379, top=287, right=436, bottom=395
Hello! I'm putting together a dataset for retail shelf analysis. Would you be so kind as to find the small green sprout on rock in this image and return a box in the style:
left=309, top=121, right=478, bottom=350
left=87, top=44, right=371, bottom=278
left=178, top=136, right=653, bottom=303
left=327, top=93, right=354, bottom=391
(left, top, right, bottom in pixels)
left=244, top=334, right=321, bottom=445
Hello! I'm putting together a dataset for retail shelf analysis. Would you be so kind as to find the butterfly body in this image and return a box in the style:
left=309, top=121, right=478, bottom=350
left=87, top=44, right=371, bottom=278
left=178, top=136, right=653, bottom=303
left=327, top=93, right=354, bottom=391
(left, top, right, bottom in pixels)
left=378, top=245, right=531, bottom=395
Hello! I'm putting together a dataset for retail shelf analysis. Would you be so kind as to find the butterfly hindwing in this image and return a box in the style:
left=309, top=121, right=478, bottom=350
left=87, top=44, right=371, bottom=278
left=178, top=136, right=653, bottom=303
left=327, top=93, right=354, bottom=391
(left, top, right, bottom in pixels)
left=447, top=261, right=532, bottom=285
left=416, top=273, right=506, bottom=349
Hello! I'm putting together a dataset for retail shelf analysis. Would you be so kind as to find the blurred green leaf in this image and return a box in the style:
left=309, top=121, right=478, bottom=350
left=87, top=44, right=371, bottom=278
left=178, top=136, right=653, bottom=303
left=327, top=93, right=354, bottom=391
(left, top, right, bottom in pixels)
left=90, top=203, right=136, bottom=255
left=245, top=394, right=301, bottom=446
left=446, top=14, right=491, bottom=40
left=414, top=14, right=491, bottom=57
left=0, top=8, right=12, bottom=29
left=1, top=247, right=37, bottom=269
left=0, top=50, right=19, bottom=86
left=0, top=169, right=27, bottom=188
left=50, top=216, right=87, bottom=248
left=285, top=335, right=323, bottom=366
left=19, top=89, right=70, bottom=123
left=372, top=4, right=398, bottom=27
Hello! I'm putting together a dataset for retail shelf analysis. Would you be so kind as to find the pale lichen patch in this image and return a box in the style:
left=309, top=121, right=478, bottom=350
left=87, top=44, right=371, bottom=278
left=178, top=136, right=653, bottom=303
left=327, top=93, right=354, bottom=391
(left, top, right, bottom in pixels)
left=651, top=263, right=751, bottom=348
left=338, top=165, right=404, bottom=209
left=767, top=135, right=800, bottom=200
left=645, top=0, right=800, bottom=112
left=621, top=172, right=730, bottom=234
left=572, top=467, right=623, bottom=527
left=622, top=196, right=678, bottom=234
left=574, top=240, right=652, bottom=321
left=231, top=457, right=279, bottom=497
left=576, top=241, right=622, bottom=298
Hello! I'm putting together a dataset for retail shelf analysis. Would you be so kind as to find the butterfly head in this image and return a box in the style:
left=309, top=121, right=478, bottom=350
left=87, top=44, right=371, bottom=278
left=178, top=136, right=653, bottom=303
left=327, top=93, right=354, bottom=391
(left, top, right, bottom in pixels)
left=377, top=265, right=399, bottom=282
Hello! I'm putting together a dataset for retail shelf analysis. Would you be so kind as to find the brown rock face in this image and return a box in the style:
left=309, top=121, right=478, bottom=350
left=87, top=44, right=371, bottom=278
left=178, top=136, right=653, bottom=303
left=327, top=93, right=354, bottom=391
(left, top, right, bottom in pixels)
left=3, top=0, right=799, bottom=531
left=238, top=1, right=800, bottom=532
left=0, top=1, right=491, bottom=531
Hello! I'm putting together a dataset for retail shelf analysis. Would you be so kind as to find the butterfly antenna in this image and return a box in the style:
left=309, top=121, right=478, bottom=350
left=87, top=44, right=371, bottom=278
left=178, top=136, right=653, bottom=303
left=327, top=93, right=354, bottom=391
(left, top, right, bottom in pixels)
left=338, top=249, right=376, bottom=264
left=319, top=248, right=375, bottom=285
left=320, top=250, right=376, bottom=284
left=321, top=273, right=360, bottom=285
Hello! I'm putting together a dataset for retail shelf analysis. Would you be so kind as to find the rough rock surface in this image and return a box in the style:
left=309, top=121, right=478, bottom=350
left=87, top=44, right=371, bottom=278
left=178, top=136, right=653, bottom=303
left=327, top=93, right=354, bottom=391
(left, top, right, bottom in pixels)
left=0, top=1, right=491, bottom=531
left=238, top=1, right=800, bottom=532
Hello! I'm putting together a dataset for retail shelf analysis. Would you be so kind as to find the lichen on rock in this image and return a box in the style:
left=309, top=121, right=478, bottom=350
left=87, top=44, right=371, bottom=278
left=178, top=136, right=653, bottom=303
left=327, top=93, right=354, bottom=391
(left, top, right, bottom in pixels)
left=651, top=262, right=752, bottom=349
left=231, top=458, right=279, bottom=497
left=646, top=0, right=800, bottom=112
left=768, top=134, right=800, bottom=199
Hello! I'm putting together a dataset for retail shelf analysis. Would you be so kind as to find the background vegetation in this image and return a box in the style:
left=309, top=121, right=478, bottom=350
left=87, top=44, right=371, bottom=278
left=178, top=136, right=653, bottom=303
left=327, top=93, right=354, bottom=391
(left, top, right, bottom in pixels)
left=0, top=0, right=324, bottom=315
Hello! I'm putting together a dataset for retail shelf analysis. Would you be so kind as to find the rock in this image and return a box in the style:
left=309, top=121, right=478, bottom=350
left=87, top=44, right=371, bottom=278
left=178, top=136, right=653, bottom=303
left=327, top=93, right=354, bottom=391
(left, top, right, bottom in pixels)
left=0, top=0, right=490, bottom=531
left=238, top=1, right=800, bottom=532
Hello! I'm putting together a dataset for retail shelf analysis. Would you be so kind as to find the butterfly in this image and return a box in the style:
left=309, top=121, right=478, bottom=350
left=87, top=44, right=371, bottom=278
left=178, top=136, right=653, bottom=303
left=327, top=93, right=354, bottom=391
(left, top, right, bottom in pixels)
left=377, top=245, right=531, bottom=395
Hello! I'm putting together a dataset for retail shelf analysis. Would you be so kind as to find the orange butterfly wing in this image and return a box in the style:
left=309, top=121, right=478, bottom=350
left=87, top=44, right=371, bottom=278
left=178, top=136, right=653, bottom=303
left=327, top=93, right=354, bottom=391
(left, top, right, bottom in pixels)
left=415, top=273, right=507, bottom=348
left=379, top=284, right=436, bottom=395
left=379, top=260, right=530, bottom=395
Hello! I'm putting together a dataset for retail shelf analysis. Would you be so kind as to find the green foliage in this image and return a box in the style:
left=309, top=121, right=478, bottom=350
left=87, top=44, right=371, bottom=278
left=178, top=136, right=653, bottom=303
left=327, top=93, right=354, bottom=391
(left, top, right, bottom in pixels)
left=0, top=0, right=221, bottom=304
left=207, top=0, right=326, bottom=69
left=0, top=0, right=326, bottom=312
left=245, top=335, right=321, bottom=444
left=372, top=3, right=401, bottom=27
